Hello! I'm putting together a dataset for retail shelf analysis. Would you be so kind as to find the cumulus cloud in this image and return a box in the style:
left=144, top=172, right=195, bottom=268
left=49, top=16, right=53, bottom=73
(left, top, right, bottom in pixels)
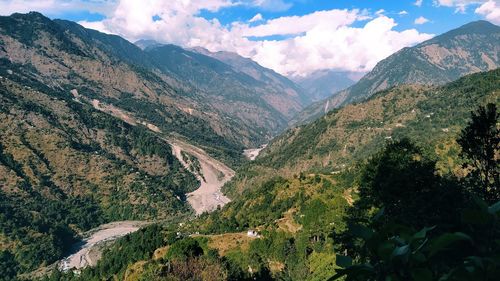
left=414, top=16, right=430, bottom=24
left=475, top=1, right=500, bottom=24
left=399, top=10, right=409, bottom=15
left=414, top=0, right=423, bottom=7
left=249, top=13, right=263, bottom=23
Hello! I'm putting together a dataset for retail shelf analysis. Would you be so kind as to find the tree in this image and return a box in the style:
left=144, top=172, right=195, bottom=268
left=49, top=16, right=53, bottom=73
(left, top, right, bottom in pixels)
left=457, top=103, right=500, bottom=203
left=355, top=139, right=462, bottom=229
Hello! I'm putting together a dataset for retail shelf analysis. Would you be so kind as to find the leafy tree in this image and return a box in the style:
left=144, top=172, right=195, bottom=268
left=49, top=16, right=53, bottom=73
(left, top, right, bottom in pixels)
left=332, top=199, right=500, bottom=281
left=353, top=139, right=463, bottom=229
left=165, top=237, right=204, bottom=261
left=457, top=103, right=500, bottom=203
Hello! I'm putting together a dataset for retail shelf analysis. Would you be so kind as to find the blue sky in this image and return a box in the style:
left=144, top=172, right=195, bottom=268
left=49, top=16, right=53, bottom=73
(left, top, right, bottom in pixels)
left=1, top=0, right=498, bottom=76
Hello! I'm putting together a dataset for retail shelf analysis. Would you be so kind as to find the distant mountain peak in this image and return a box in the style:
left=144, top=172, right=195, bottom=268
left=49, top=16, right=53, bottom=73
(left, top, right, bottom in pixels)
left=134, top=39, right=164, bottom=50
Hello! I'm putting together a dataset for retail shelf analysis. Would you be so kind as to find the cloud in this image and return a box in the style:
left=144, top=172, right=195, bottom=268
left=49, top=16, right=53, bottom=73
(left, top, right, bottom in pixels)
left=238, top=16, right=433, bottom=76
left=375, top=9, right=386, bottom=16
left=414, top=0, right=423, bottom=7
left=414, top=16, right=430, bottom=24
left=249, top=13, right=263, bottom=22
left=251, top=0, right=292, bottom=12
left=399, top=10, right=409, bottom=15
left=475, top=1, right=500, bottom=23
left=235, top=9, right=364, bottom=38
left=434, top=0, right=488, bottom=13
left=0, top=0, right=116, bottom=16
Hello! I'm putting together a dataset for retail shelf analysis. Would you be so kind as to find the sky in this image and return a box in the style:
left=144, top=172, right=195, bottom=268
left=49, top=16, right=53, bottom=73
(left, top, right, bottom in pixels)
left=0, top=0, right=498, bottom=77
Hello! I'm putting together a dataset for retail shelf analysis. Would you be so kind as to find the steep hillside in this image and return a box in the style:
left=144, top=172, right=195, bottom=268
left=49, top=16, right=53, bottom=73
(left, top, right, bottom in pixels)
left=0, top=12, right=308, bottom=166
left=224, top=69, right=500, bottom=196
left=0, top=76, right=198, bottom=275
left=191, top=47, right=311, bottom=111
left=295, top=20, right=500, bottom=125
left=146, top=45, right=302, bottom=131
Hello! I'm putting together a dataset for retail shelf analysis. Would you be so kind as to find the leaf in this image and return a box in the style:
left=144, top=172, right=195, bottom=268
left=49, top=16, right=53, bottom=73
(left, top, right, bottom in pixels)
left=488, top=200, right=500, bottom=215
left=336, top=255, right=352, bottom=268
left=391, top=244, right=410, bottom=263
left=412, top=226, right=436, bottom=240
left=411, top=268, right=432, bottom=281
left=429, top=232, right=473, bottom=257
left=349, top=224, right=374, bottom=240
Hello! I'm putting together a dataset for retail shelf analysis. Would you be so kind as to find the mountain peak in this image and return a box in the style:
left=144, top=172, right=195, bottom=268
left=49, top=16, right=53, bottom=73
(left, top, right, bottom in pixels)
left=422, top=20, right=500, bottom=46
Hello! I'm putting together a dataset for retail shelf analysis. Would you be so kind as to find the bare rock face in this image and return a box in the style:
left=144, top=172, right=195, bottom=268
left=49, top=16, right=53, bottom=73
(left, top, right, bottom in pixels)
left=295, top=20, right=500, bottom=125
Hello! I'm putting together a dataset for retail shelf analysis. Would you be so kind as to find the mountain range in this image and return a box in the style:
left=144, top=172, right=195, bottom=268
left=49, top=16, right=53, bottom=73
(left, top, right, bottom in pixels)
left=0, top=12, right=312, bottom=167
left=0, top=11, right=499, bottom=280
left=293, top=20, right=500, bottom=125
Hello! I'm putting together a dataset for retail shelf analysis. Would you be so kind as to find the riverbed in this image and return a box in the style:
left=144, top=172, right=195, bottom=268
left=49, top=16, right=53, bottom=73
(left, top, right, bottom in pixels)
left=59, top=221, right=147, bottom=271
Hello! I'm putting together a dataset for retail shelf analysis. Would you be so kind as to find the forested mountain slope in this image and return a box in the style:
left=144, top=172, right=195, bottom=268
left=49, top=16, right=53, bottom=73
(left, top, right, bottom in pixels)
left=294, top=20, right=500, bottom=125
left=49, top=69, right=500, bottom=281
left=224, top=69, right=500, bottom=196
left=0, top=12, right=307, bottom=166
left=0, top=75, right=198, bottom=276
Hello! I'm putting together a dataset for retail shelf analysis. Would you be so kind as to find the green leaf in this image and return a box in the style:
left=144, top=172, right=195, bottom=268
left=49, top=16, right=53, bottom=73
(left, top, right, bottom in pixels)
left=349, top=224, right=374, bottom=240
left=336, top=255, right=352, bottom=268
left=411, top=268, right=432, bottom=281
left=429, top=232, right=473, bottom=257
left=412, top=226, right=436, bottom=240
left=488, top=200, right=500, bottom=215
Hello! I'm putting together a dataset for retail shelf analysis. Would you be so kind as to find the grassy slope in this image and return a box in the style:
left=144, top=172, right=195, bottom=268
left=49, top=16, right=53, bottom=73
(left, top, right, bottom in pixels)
left=224, top=69, right=500, bottom=197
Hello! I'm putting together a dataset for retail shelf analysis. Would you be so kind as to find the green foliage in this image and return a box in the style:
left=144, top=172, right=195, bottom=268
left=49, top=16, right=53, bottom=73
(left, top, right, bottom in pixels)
left=165, top=237, right=204, bottom=261
left=332, top=199, right=500, bottom=281
left=355, top=139, right=464, bottom=229
left=457, top=103, right=499, bottom=202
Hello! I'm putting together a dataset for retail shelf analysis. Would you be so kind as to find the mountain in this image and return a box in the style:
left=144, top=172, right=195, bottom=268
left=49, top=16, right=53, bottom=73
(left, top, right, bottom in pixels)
left=0, top=75, right=200, bottom=275
left=0, top=12, right=309, bottom=167
left=291, top=70, right=360, bottom=102
left=294, top=20, right=500, bottom=125
left=223, top=69, right=499, bottom=196
left=134, top=39, right=163, bottom=51
left=189, top=47, right=311, bottom=115
left=145, top=45, right=309, bottom=127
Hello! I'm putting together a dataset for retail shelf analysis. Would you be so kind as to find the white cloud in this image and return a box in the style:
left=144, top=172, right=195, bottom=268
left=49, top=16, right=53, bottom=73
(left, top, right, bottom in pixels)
left=235, top=9, right=363, bottom=37
left=249, top=13, right=263, bottom=22
left=475, top=1, right=500, bottom=23
left=399, top=10, right=409, bottom=15
left=246, top=16, right=433, bottom=76
left=434, top=0, right=488, bottom=13
left=414, top=16, right=430, bottom=24
left=375, top=9, right=386, bottom=16
left=414, top=0, right=423, bottom=7
left=251, top=0, right=292, bottom=12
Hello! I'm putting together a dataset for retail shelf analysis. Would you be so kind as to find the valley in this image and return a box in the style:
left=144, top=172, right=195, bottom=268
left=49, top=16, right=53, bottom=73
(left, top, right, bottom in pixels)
left=0, top=9, right=498, bottom=281
left=59, top=221, right=147, bottom=271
